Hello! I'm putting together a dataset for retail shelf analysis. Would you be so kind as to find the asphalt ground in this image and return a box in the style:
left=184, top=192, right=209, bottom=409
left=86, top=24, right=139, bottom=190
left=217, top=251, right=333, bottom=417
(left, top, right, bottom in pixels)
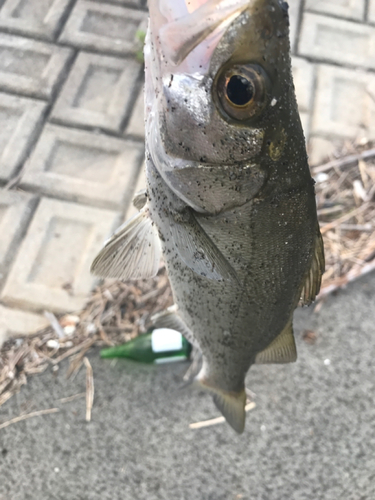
left=1, top=272, right=375, bottom=500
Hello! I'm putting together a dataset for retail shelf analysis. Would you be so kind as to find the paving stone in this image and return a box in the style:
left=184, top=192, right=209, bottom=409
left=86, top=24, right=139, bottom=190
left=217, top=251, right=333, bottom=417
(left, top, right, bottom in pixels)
left=51, top=52, right=141, bottom=133
left=125, top=86, right=144, bottom=138
left=292, top=57, right=314, bottom=112
left=311, top=64, right=375, bottom=141
left=0, top=306, right=49, bottom=346
left=369, top=0, right=375, bottom=24
left=367, top=79, right=375, bottom=103
left=292, top=57, right=315, bottom=139
left=287, top=0, right=302, bottom=52
left=0, top=0, right=75, bottom=41
left=1, top=198, right=121, bottom=313
left=305, top=0, right=366, bottom=21
left=307, top=136, right=338, bottom=166
left=20, top=125, right=144, bottom=210
left=123, top=161, right=146, bottom=221
left=0, top=34, right=73, bottom=99
left=299, top=13, right=375, bottom=70
left=0, top=93, right=47, bottom=181
left=298, top=113, right=309, bottom=142
left=59, top=1, right=147, bottom=56
left=0, top=191, right=37, bottom=290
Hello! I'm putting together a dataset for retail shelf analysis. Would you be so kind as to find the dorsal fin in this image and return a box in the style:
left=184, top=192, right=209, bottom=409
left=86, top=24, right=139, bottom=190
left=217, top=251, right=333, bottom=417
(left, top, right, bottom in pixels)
left=300, top=226, right=325, bottom=305
left=255, top=320, right=297, bottom=365
left=90, top=207, right=161, bottom=280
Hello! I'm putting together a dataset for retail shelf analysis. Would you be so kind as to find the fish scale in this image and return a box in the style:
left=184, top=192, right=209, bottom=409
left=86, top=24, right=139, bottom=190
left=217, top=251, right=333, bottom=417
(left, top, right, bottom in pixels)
left=91, top=0, right=325, bottom=433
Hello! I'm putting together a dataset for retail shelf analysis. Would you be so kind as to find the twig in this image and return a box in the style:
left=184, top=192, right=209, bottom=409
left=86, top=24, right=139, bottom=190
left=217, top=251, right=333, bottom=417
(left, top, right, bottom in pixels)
left=0, top=408, right=59, bottom=430
left=317, top=205, right=345, bottom=216
left=320, top=204, right=369, bottom=234
left=318, top=258, right=375, bottom=299
left=25, top=364, right=49, bottom=375
left=0, top=390, right=15, bottom=408
left=44, top=311, right=65, bottom=338
left=58, top=392, right=86, bottom=404
left=340, top=224, right=373, bottom=232
left=83, top=357, right=94, bottom=422
left=189, top=402, right=256, bottom=429
left=66, top=355, right=84, bottom=380
left=7, top=344, right=30, bottom=373
left=312, top=148, right=375, bottom=174
left=51, top=338, right=95, bottom=365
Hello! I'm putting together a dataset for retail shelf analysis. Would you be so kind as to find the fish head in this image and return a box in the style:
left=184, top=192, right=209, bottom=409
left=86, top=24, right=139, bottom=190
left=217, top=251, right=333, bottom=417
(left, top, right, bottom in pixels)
left=146, top=0, right=304, bottom=212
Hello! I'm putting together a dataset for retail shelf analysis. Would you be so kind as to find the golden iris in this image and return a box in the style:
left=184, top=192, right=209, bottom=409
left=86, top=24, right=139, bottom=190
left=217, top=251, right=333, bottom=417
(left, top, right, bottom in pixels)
left=216, top=64, right=268, bottom=121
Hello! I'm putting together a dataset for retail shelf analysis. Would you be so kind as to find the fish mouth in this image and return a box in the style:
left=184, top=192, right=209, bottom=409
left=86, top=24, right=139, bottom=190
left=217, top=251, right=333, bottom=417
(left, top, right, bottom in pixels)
left=149, top=0, right=251, bottom=69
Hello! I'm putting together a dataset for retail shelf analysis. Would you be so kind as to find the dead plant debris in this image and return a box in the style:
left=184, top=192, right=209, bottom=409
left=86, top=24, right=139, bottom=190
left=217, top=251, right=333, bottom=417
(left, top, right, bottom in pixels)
left=83, top=357, right=94, bottom=422
left=302, top=330, right=318, bottom=345
left=0, top=271, right=172, bottom=412
left=314, top=141, right=375, bottom=297
left=1, top=141, right=375, bottom=412
left=0, top=408, right=59, bottom=430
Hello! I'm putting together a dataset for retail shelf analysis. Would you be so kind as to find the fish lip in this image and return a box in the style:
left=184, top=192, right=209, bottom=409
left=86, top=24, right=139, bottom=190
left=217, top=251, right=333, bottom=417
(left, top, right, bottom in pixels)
left=150, top=0, right=252, bottom=68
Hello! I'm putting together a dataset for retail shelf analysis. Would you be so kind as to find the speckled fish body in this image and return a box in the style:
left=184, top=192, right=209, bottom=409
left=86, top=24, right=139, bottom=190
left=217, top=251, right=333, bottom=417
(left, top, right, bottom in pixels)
left=91, top=0, right=324, bottom=433
left=144, top=0, right=324, bottom=432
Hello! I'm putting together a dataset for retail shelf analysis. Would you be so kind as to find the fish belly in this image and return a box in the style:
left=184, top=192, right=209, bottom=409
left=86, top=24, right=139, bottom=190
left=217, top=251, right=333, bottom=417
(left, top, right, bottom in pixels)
left=147, top=158, right=316, bottom=393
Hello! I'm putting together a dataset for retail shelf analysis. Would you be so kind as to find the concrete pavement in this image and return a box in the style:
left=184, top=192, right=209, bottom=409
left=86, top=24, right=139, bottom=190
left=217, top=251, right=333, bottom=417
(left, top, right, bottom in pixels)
left=1, top=0, right=375, bottom=341
left=1, top=271, right=375, bottom=500
left=1, top=3, right=375, bottom=497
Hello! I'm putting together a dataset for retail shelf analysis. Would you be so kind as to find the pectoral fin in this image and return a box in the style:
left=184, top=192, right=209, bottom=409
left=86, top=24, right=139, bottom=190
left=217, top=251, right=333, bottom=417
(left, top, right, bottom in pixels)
left=255, top=320, right=297, bottom=364
left=132, top=189, right=147, bottom=211
left=300, top=227, right=325, bottom=305
left=90, top=207, right=161, bottom=280
left=151, top=305, right=199, bottom=348
left=170, top=209, right=238, bottom=282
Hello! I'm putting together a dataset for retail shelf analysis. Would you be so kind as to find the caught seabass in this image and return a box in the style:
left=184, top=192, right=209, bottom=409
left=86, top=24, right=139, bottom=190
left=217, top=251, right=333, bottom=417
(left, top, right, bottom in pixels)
left=92, top=0, right=324, bottom=433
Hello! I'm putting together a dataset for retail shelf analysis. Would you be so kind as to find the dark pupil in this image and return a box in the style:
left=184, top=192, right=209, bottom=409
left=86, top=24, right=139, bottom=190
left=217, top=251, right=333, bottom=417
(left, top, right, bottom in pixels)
left=226, top=75, right=254, bottom=106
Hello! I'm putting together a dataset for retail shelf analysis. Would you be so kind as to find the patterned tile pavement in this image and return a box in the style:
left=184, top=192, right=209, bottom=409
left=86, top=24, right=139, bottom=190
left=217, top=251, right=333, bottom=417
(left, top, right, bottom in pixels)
left=0, top=0, right=374, bottom=344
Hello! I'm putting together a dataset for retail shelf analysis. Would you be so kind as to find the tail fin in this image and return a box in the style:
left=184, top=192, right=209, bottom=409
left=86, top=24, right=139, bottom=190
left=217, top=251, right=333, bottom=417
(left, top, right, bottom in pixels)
left=198, top=378, right=247, bottom=433
left=212, top=390, right=247, bottom=434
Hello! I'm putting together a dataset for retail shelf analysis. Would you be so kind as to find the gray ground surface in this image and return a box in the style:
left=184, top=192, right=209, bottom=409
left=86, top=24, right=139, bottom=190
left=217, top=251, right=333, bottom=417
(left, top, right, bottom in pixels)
left=1, top=273, right=375, bottom=500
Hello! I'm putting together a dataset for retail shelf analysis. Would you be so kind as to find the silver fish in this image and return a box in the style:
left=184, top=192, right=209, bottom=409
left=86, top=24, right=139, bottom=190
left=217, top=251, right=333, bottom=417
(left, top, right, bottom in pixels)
left=91, top=0, right=324, bottom=433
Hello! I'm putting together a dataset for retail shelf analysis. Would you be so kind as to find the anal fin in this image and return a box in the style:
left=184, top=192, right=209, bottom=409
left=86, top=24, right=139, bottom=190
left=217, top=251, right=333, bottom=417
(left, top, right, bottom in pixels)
left=255, top=320, right=297, bottom=365
left=300, top=225, right=325, bottom=305
left=151, top=305, right=199, bottom=348
left=90, top=207, right=161, bottom=280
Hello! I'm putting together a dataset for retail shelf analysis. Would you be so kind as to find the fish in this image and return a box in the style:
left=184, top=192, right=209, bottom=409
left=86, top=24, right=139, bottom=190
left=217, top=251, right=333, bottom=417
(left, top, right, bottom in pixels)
left=91, top=0, right=325, bottom=433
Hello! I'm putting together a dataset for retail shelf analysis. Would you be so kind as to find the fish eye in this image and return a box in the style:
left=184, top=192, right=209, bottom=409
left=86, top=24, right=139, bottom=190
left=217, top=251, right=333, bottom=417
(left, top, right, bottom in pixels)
left=226, top=75, right=254, bottom=106
left=216, top=64, right=268, bottom=121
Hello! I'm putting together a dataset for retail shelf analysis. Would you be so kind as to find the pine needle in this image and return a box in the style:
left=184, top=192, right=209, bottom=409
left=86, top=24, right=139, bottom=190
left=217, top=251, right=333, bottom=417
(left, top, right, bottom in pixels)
left=0, top=408, right=59, bottom=430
